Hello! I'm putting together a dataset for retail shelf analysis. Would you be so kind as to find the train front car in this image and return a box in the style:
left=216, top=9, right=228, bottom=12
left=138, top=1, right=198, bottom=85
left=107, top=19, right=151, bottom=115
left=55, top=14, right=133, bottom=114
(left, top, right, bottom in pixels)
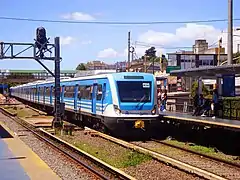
left=105, top=72, right=159, bottom=137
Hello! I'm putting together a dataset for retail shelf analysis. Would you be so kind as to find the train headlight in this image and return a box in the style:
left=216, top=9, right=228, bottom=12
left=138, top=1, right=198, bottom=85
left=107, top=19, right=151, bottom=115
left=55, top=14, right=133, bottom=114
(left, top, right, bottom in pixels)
left=113, top=104, right=121, bottom=115
left=151, top=105, right=157, bottom=115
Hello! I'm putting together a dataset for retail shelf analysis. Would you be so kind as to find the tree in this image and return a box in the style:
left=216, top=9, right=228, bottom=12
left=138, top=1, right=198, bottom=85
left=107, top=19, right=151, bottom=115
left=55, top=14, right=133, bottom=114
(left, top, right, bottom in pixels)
left=233, top=52, right=240, bottom=64
left=191, top=80, right=209, bottom=98
left=145, top=47, right=156, bottom=59
left=76, top=63, right=87, bottom=70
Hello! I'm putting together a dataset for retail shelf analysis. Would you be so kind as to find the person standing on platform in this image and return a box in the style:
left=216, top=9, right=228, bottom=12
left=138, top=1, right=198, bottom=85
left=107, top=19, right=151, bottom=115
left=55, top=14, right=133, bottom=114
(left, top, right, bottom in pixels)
left=161, top=89, right=167, bottom=112
left=157, top=89, right=162, bottom=108
left=212, top=89, right=219, bottom=119
left=192, top=92, right=199, bottom=116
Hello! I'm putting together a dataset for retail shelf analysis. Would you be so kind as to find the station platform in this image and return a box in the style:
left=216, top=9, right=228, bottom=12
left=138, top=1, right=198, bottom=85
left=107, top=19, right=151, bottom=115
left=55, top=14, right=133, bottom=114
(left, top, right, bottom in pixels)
left=160, top=112, right=240, bottom=131
left=0, top=122, right=60, bottom=180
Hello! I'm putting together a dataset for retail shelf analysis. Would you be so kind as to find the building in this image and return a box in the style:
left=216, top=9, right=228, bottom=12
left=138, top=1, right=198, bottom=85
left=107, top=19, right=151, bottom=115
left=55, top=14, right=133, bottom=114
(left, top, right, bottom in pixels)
left=0, top=69, right=77, bottom=84
left=167, top=39, right=227, bottom=70
left=165, top=39, right=227, bottom=92
left=192, top=39, right=208, bottom=54
left=203, top=47, right=226, bottom=54
left=115, top=61, right=127, bottom=71
left=86, top=61, right=108, bottom=70
left=85, top=60, right=127, bottom=71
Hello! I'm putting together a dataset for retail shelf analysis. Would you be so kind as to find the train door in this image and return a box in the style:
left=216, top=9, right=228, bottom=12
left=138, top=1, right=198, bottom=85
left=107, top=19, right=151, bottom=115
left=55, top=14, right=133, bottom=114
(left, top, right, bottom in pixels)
left=61, top=86, right=65, bottom=103
left=74, top=85, right=78, bottom=110
left=38, top=87, right=40, bottom=103
left=43, top=87, right=46, bottom=105
left=32, top=88, right=34, bottom=102
left=101, top=83, right=106, bottom=114
left=50, top=86, right=53, bottom=105
left=91, top=83, right=97, bottom=114
left=34, top=87, right=37, bottom=103
left=29, top=88, right=31, bottom=101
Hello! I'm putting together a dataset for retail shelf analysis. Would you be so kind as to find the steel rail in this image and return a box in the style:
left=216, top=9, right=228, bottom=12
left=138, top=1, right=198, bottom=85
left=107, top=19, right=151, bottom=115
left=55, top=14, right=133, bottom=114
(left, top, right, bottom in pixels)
left=0, top=108, right=134, bottom=180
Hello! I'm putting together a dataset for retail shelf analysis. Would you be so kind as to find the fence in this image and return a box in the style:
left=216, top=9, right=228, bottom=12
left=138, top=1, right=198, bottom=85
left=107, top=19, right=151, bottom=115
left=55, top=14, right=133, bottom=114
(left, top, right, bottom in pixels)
left=222, top=99, right=240, bottom=120
left=166, top=96, right=240, bottom=121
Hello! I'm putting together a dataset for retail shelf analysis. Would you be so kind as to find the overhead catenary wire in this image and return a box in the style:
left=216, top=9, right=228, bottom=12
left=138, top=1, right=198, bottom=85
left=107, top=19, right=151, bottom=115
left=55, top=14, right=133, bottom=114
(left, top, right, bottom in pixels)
left=0, top=16, right=240, bottom=25
left=134, top=40, right=240, bottom=50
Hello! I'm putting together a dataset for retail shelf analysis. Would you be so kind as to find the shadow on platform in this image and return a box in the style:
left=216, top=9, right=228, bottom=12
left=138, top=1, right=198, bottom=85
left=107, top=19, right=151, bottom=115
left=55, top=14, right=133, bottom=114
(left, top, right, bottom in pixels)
left=0, top=125, right=13, bottom=139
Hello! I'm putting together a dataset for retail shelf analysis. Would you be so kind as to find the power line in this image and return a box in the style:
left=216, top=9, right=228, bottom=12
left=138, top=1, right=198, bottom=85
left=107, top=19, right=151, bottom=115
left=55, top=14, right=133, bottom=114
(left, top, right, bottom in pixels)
left=0, top=16, right=240, bottom=25
left=134, top=40, right=240, bottom=50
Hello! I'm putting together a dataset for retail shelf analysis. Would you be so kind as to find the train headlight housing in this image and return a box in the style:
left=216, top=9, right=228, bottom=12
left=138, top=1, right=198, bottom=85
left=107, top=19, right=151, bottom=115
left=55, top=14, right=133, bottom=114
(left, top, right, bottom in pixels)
left=113, top=104, right=121, bottom=115
left=151, top=105, right=157, bottom=115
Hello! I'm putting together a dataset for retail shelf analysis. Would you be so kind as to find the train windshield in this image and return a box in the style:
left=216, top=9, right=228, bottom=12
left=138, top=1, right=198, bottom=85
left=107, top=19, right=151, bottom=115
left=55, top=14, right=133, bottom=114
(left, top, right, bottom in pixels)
left=117, top=81, right=152, bottom=102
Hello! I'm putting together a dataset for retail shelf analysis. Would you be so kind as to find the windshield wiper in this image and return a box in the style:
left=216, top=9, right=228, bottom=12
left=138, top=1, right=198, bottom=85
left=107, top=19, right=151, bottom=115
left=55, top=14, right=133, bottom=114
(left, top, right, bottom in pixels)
left=136, top=94, right=147, bottom=108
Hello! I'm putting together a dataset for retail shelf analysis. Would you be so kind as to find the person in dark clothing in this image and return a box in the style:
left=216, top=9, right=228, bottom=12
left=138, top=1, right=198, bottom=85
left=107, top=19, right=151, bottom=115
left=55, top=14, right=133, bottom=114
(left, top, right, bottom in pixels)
left=194, top=94, right=205, bottom=116
left=161, top=89, right=167, bottom=112
left=201, top=99, right=211, bottom=117
left=212, top=89, right=219, bottom=119
left=192, top=93, right=199, bottom=116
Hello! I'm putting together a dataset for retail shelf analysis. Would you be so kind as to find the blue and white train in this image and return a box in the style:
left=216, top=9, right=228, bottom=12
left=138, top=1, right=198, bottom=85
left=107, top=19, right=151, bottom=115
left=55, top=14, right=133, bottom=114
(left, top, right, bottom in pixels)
left=10, top=72, right=159, bottom=136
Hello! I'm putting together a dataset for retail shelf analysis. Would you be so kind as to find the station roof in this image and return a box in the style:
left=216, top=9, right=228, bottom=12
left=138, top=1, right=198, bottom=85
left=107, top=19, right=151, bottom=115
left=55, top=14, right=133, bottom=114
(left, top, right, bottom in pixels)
left=170, top=64, right=240, bottom=78
left=7, top=70, right=77, bottom=74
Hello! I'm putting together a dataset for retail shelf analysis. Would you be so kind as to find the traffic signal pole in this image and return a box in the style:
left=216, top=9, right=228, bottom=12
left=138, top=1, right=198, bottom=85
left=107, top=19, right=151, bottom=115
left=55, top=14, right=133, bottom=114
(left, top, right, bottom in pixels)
left=0, top=27, right=63, bottom=129
left=53, top=37, right=62, bottom=128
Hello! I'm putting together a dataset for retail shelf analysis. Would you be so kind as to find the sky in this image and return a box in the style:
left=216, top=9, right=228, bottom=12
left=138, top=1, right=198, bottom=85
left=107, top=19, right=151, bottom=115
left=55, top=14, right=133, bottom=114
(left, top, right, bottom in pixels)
left=0, top=0, right=240, bottom=70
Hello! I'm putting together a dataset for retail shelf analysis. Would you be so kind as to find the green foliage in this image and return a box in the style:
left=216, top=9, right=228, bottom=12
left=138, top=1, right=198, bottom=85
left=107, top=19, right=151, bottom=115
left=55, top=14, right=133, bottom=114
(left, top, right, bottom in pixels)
left=76, top=63, right=87, bottom=70
left=222, top=97, right=240, bottom=118
left=164, top=140, right=239, bottom=162
left=233, top=52, right=240, bottom=64
left=7, top=82, right=22, bottom=87
left=122, top=151, right=152, bottom=167
left=145, top=47, right=156, bottom=58
left=70, top=141, right=151, bottom=168
left=191, top=81, right=209, bottom=98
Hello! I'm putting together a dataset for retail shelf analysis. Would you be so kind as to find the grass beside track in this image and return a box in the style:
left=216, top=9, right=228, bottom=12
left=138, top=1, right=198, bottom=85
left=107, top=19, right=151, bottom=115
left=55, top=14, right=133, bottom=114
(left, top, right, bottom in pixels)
left=3, top=105, right=39, bottom=117
left=163, top=139, right=240, bottom=163
left=59, top=134, right=152, bottom=168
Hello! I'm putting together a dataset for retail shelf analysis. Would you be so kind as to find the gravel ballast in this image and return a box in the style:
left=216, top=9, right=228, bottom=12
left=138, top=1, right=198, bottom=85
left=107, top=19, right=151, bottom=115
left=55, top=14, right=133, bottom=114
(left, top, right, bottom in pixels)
left=132, top=141, right=240, bottom=180
left=0, top=112, right=100, bottom=180
left=59, top=130, right=204, bottom=180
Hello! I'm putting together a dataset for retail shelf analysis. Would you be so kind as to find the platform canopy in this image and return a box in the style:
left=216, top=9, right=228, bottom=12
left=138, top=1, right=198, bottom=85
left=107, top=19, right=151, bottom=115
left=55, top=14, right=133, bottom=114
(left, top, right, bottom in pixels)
left=170, top=64, right=240, bottom=78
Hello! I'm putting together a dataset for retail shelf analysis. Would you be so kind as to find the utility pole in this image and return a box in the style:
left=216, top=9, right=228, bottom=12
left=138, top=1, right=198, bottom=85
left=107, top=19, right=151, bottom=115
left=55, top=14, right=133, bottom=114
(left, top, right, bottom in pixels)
left=129, top=46, right=135, bottom=63
left=227, top=0, right=233, bottom=65
left=152, top=56, right=155, bottom=75
left=217, top=37, right=222, bottom=65
left=144, top=55, right=147, bottom=73
left=127, top=31, right=131, bottom=71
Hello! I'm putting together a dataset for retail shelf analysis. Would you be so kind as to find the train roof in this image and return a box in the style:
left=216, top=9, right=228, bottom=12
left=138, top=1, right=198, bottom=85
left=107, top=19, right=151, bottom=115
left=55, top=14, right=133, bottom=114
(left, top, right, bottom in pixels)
left=10, top=72, right=155, bottom=89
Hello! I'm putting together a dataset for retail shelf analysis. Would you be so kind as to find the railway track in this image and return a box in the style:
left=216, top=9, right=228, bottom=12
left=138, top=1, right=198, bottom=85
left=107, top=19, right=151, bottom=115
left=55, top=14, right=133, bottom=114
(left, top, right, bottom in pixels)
left=151, top=138, right=240, bottom=168
left=143, top=138, right=240, bottom=180
left=85, top=127, right=240, bottom=180
left=2, top=103, right=239, bottom=179
left=0, top=107, right=135, bottom=180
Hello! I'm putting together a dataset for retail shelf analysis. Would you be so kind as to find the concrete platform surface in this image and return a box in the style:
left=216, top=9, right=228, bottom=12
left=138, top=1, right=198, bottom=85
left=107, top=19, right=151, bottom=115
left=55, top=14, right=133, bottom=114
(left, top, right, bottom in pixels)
left=160, top=111, right=240, bottom=129
left=22, top=116, right=53, bottom=127
left=0, top=122, right=60, bottom=180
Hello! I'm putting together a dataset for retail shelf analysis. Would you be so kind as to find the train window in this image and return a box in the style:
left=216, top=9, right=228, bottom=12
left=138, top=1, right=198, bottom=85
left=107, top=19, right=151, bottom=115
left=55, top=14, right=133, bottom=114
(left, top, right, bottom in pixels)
left=97, top=84, right=102, bottom=100
left=117, top=81, right=152, bottom=102
left=65, top=86, right=75, bottom=98
left=46, top=87, right=50, bottom=96
left=33, top=88, right=37, bottom=94
left=39, top=87, right=44, bottom=96
left=78, top=86, right=84, bottom=99
left=79, top=85, right=92, bottom=100
left=52, top=87, right=55, bottom=96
